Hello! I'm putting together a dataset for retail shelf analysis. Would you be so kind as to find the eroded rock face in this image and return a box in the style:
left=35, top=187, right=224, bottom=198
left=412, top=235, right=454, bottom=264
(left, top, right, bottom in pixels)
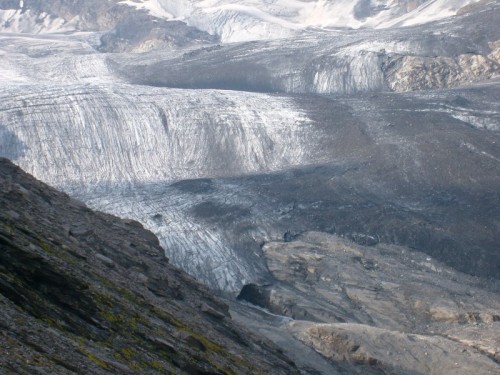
left=261, top=232, right=500, bottom=328
left=0, top=158, right=298, bottom=374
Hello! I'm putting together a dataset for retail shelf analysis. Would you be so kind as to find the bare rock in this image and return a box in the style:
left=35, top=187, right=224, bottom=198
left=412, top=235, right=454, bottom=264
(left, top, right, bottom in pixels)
left=200, top=302, right=229, bottom=320
left=0, top=158, right=299, bottom=375
left=385, top=42, right=500, bottom=92
left=288, top=322, right=500, bottom=375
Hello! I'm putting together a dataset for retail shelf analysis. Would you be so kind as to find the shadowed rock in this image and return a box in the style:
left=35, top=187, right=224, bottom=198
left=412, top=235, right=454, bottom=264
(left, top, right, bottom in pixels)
left=0, top=158, right=298, bottom=374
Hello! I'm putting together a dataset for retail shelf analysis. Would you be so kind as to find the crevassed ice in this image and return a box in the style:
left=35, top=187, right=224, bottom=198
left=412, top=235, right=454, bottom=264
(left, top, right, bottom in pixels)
left=0, top=83, right=312, bottom=189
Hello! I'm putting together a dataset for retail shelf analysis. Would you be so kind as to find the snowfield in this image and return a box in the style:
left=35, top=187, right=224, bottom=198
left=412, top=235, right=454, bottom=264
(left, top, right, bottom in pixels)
left=117, top=0, right=484, bottom=42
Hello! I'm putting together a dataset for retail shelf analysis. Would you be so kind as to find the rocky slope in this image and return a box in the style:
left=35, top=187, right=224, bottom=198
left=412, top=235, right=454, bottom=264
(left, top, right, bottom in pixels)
left=234, top=231, right=500, bottom=374
left=0, top=158, right=298, bottom=374
left=1, top=164, right=497, bottom=374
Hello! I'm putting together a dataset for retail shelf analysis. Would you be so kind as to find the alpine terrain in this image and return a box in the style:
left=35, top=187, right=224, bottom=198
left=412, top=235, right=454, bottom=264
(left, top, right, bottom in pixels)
left=0, top=0, right=499, bottom=374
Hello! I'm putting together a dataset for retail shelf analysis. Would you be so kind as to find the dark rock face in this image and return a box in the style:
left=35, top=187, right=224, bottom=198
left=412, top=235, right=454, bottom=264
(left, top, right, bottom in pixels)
left=99, top=17, right=217, bottom=53
left=0, top=158, right=298, bottom=374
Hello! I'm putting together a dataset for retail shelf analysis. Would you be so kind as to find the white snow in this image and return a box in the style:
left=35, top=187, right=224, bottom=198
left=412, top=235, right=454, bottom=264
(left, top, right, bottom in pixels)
left=376, top=0, right=481, bottom=28
left=0, top=34, right=115, bottom=85
left=117, top=0, right=484, bottom=42
left=118, top=0, right=175, bottom=19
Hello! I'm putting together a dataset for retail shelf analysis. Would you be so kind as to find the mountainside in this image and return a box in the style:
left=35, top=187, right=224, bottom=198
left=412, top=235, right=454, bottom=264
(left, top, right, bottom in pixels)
left=0, top=157, right=298, bottom=374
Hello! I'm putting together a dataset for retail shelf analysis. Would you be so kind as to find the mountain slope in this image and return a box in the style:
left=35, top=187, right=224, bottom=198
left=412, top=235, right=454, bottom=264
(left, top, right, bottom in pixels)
left=0, top=158, right=298, bottom=374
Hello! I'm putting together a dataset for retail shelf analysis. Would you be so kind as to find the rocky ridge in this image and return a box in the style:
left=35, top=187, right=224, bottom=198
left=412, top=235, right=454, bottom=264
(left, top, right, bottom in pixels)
left=0, top=158, right=298, bottom=374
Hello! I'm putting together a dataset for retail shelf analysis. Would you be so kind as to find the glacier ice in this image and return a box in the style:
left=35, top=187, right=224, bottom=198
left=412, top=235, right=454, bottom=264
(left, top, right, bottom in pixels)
left=0, top=83, right=318, bottom=190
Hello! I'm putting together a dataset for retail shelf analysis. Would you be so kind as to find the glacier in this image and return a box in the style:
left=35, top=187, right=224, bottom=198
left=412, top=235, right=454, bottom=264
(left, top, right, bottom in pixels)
left=0, top=82, right=320, bottom=189
left=0, top=2, right=499, bottom=293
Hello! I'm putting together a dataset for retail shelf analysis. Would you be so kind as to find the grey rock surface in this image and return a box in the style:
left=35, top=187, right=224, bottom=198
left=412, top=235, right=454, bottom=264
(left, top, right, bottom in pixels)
left=118, top=4, right=500, bottom=94
left=288, top=322, right=499, bottom=375
left=237, top=231, right=500, bottom=374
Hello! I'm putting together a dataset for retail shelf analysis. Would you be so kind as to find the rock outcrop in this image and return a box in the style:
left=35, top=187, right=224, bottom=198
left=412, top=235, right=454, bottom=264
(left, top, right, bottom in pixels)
left=385, top=43, right=500, bottom=92
left=288, top=322, right=499, bottom=375
left=0, top=158, right=298, bottom=374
